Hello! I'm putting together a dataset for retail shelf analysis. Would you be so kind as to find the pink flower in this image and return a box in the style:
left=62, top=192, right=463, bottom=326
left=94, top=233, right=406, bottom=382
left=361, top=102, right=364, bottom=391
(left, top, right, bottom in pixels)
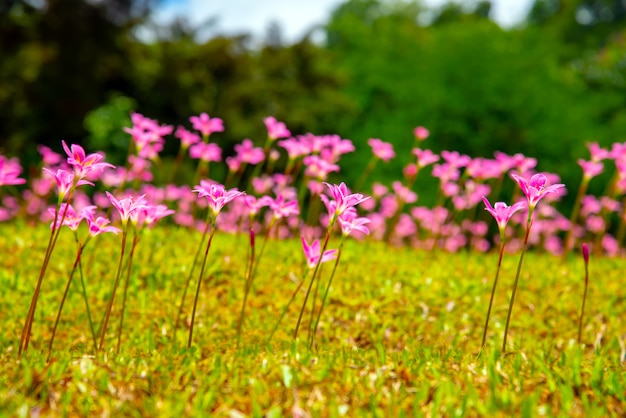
left=338, top=208, right=371, bottom=236
left=587, top=142, right=609, bottom=162
left=43, top=168, right=93, bottom=200
left=413, top=126, right=430, bottom=140
left=368, top=138, right=395, bottom=162
left=190, top=112, right=224, bottom=136
left=61, top=141, right=114, bottom=180
left=264, top=116, right=291, bottom=140
left=189, top=142, right=222, bottom=162
left=87, top=216, right=121, bottom=236
left=269, top=194, right=300, bottom=219
left=37, top=145, right=63, bottom=166
left=106, top=192, right=149, bottom=226
left=0, top=156, right=27, bottom=186
left=482, top=197, right=525, bottom=233
left=412, top=148, right=439, bottom=168
left=175, top=126, right=201, bottom=148
left=192, top=182, right=245, bottom=217
left=278, top=138, right=309, bottom=159
left=243, top=195, right=272, bottom=217
left=323, top=182, right=370, bottom=221
left=301, top=236, right=337, bottom=269
left=303, top=155, right=339, bottom=180
left=234, top=139, right=265, bottom=165
left=510, top=173, right=566, bottom=210
left=578, top=159, right=603, bottom=179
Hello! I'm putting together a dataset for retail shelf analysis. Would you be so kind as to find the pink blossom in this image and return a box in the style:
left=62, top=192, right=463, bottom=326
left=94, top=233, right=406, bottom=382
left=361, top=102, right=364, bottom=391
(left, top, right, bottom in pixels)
left=368, top=138, right=395, bottom=162
left=303, top=155, right=339, bottom=180
left=338, top=207, right=371, bottom=236
left=234, top=139, right=265, bottom=165
left=175, top=126, right=201, bottom=148
left=587, top=142, right=610, bottom=162
left=61, top=141, right=114, bottom=180
left=482, top=197, right=525, bottom=233
left=301, top=236, right=337, bottom=269
left=269, top=194, right=300, bottom=219
left=264, top=116, right=291, bottom=140
left=441, top=150, right=471, bottom=168
left=278, top=138, right=309, bottom=159
left=189, top=142, right=222, bottom=162
left=412, top=148, right=439, bottom=168
left=413, top=126, right=430, bottom=140
left=106, top=192, right=149, bottom=226
left=323, top=182, right=370, bottom=222
left=43, top=168, right=93, bottom=200
left=0, top=156, right=27, bottom=186
left=192, top=182, right=245, bottom=217
left=578, top=159, right=603, bottom=179
left=190, top=112, right=224, bottom=136
left=37, top=145, right=63, bottom=166
left=87, top=216, right=121, bottom=236
left=510, top=173, right=566, bottom=210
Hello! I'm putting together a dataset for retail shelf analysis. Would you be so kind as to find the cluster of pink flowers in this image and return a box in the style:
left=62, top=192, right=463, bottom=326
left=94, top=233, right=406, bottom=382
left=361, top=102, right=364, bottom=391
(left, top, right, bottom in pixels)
left=8, top=111, right=626, bottom=258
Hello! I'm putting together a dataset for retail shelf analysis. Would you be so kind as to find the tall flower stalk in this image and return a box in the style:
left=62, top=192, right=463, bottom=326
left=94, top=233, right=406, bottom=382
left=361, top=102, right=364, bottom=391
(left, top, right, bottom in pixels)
left=46, top=213, right=120, bottom=361
left=480, top=197, right=525, bottom=349
left=19, top=141, right=112, bottom=357
left=502, top=173, right=565, bottom=352
left=186, top=182, right=244, bottom=349
left=578, top=243, right=590, bottom=344
left=98, top=192, right=147, bottom=352
left=309, top=207, right=370, bottom=348
left=236, top=229, right=255, bottom=348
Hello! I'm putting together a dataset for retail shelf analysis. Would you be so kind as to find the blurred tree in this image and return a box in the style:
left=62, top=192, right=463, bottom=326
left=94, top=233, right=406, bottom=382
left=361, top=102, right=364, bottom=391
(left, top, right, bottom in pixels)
left=0, top=0, right=152, bottom=161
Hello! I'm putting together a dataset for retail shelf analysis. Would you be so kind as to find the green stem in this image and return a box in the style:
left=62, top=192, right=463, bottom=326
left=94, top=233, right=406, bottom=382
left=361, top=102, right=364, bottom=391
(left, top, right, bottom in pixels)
left=46, top=242, right=84, bottom=362
left=117, top=229, right=139, bottom=353
left=76, top=242, right=98, bottom=353
left=266, top=272, right=309, bottom=345
left=578, top=257, right=589, bottom=344
left=481, top=239, right=505, bottom=348
left=502, top=214, right=533, bottom=352
left=310, top=238, right=345, bottom=349
left=294, top=231, right=331, bottom=340
left=236, top=228, right=256, bottom=348
left=20, top=191, right=74, bottom=356
left=173, top=216, right=211, bottom=337
left=188, top=221, right=217, bottom=349
left=99, top=225, right=129, bottom=352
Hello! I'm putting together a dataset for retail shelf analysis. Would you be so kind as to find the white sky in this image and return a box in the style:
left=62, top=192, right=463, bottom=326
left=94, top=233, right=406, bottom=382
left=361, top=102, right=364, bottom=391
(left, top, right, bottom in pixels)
left=154, top=0, right=535, bottom=42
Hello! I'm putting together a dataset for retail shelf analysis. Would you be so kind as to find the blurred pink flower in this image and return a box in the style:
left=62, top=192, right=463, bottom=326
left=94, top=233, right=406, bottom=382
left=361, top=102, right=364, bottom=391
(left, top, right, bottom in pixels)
left=0, top=156, right=27, bottom=186
left=189, top=142, right=222, bottom=162
left=482, top=197, right=525, bottom=233
left=234, top=139, right=265, bottom=165
left=301, top=236, right=337, bottom=269
left=578, top=159, right=603, bottom=179
left=264, top=116, right=291, bottom=140
left=368, top=138, right=395, bottom=162
left=43, top=168, right=93, bottom=200
left=190, top=112, right=224, bottom=136
left=192, top=182, right=245, bottom=217
left=413, top=126, right=430, bottom=140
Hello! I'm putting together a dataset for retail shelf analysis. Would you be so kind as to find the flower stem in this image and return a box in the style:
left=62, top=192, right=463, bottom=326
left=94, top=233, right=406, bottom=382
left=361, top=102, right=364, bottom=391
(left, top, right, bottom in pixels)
left=578, top=254, right=589, bottom=344
left=20, top=193, right=73, bottom=356
left=117, top=229, right=139, bottom=353
left=76, top=247, right=98, bottom=353
left=266, top=272, right=309, bottom=345
left=188, top=222, right=217, bottom=349
left=99, top=226, right=128, bottom=352
left=46, top=242, right=84, bottom=362
left=481, top=239, right=505, bottom=348
left=173, top=217, right=210, bottom=337
left=294, top=231, right=331, bottom=340
left=502, top=216, right=533, bottom=352
left=236, top=228, right=255, bottom=348
left=563, top=177, right=589, bottom=258
left=310, top=238, right=345, bottom=349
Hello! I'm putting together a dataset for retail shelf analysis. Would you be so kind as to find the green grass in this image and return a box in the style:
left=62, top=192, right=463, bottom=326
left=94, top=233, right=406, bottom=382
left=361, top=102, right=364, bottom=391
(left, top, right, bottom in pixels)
left=0, top=223, right=624, bottom=416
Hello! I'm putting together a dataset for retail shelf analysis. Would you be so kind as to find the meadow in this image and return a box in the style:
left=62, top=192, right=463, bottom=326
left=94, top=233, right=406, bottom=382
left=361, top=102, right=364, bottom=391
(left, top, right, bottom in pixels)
left=0, top=113, right=625, bottom=416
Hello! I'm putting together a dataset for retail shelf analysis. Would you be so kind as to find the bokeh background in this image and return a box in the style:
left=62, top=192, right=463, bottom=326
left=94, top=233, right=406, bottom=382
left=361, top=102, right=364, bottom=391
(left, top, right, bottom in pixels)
left=1, top=0, right=625, bottom=206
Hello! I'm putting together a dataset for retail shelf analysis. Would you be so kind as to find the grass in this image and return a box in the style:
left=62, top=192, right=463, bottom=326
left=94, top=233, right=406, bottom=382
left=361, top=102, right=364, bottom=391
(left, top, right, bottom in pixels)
left=0, top=222, right=624, bottom=416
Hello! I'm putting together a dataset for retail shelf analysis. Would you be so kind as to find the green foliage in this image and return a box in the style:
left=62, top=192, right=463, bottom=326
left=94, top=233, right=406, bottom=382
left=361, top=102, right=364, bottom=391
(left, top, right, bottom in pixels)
left=1, top=223, right=625, bottom=415
left=84, top=95, right=135, bottom=166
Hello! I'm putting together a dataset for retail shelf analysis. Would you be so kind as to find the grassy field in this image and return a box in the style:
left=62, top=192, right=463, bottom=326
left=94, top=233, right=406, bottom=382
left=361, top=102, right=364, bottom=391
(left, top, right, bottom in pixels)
left=0, top=223, right=624, bottom=416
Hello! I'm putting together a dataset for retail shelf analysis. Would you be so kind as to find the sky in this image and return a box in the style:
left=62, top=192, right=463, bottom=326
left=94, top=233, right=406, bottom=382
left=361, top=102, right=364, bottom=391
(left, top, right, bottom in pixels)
left=153, top=0, right=536, bottom=42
